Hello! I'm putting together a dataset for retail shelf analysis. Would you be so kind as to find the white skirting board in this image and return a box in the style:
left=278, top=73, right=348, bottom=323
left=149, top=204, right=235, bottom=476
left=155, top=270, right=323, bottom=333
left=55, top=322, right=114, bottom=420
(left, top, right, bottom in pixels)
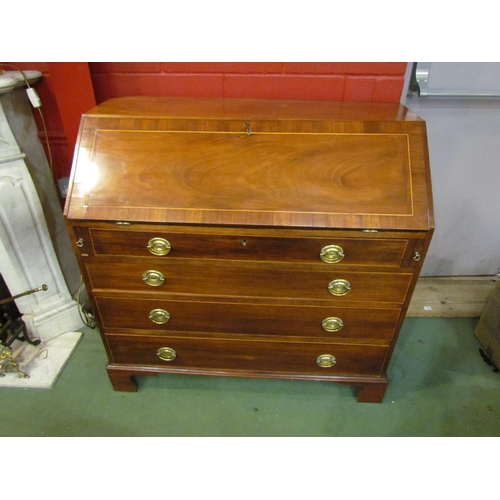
left=0, top=331, right=83, bottom=388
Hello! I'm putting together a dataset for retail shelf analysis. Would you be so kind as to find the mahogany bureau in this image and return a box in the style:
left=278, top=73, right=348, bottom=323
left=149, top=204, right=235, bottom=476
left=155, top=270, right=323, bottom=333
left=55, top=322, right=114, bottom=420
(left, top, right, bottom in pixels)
left=64, top=97, right=434, bottom=403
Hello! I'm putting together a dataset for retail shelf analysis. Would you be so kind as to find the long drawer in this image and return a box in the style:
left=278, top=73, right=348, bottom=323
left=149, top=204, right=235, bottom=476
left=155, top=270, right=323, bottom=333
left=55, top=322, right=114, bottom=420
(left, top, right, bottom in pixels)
left=106, top=334, right=389, bottom=376
left=86, top=228, right=411, bottom=267
left=95, top=295, right=401, bottom=341
left=86, top=259, right=413, bottom=304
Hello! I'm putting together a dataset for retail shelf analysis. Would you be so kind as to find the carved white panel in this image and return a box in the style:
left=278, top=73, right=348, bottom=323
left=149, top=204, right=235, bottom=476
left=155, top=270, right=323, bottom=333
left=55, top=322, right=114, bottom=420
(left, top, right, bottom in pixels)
left=0, top=103, right=21, bottom=159
left=0, top=156, right=83, bottom=340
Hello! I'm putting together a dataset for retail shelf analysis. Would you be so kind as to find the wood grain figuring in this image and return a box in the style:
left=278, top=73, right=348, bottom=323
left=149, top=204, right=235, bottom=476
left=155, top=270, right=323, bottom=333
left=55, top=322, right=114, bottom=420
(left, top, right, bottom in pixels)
left=408, top=276, right=499, bottom=317
left=86, top=131, right=412, bottom=215
left=65, top=97, right=434, bottom=403
left=83, top=97, right=415, bottom=121
left=95, top=295, right=401, bottom=341
left=85, top=259, right=413, bottom=304
left=88, top=228, right=411, bottom=266
left=106, top=334, right=389, bottom=376
left=64, top=98, right=433, bottom=231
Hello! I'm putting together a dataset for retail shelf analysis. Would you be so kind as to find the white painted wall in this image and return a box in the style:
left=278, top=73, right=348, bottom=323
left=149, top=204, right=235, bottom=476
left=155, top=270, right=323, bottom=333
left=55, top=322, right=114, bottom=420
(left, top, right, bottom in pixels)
left=401, top=63, right=500, bottom=277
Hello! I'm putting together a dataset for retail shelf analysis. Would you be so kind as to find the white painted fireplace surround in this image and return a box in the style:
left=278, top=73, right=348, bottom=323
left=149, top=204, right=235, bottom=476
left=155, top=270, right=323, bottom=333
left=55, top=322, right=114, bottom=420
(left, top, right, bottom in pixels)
left=0, top=70, right=83, bottom=387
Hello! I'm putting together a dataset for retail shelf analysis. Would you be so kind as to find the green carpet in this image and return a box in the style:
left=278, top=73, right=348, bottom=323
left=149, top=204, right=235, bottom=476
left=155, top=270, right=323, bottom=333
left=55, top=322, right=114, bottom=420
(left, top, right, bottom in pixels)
left=2, top=317, right=499, bottom=437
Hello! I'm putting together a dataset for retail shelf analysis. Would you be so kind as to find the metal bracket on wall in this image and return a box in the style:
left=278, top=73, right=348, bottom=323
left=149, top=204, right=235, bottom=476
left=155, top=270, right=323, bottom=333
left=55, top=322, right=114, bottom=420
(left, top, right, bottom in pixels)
left=409, top=62, right=500, bottom=98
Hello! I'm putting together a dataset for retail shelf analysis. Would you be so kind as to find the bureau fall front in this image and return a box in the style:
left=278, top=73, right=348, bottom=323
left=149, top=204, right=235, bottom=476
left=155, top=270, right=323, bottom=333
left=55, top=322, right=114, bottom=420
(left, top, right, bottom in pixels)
left=64, top=97, right=434, bottom=402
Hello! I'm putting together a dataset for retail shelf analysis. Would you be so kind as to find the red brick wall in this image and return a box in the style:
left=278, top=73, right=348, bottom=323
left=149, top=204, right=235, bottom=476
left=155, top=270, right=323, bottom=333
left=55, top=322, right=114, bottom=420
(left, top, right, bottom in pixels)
left=90, top=62, right=408, bottom=103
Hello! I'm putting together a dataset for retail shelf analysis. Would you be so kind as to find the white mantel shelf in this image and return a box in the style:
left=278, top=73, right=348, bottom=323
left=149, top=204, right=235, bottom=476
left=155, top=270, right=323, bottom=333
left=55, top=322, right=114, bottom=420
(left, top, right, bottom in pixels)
left=0, top=70, right=43, bottom=94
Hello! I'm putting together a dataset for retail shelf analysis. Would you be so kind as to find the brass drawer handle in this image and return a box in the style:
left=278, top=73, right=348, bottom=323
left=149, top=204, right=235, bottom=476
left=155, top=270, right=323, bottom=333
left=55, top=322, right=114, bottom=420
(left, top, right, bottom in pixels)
left=157, top=347, right=177, bottom=362
left=322, top=317, right=344, bottom=332
left=316, top=354, right=336, bottom=368
left=320, top=244, right=345, bottom=264
left=328, top=279, right=351, bottom=296
left=149, top=309, right=170, bottom=324
left=142, top=270, right=165, bottom=287
left=147, top=237, right=171, bottom=256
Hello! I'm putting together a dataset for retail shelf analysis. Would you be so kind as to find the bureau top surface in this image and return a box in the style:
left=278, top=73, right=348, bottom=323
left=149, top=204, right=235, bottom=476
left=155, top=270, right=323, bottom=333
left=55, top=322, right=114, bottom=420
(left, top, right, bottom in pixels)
left=64, top=97, right=434, bottom=231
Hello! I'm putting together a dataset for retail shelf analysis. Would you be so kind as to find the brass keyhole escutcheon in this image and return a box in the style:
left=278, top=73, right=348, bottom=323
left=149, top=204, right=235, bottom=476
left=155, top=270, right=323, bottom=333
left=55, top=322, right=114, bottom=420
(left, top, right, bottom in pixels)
left=320, top=245, right=345, bottom=264
left=322, top=317, right=344, bottom=332
left=157, top=347, right=177, bottom=362
left=316, top=354, right=336, bottom=368
left=328, top=279, right=351, bottom=296
left=149, top=309, right=170, bottom=324
left=147, top=237, right=171, bottom=256
left=142, top=270, right=165, bottom=287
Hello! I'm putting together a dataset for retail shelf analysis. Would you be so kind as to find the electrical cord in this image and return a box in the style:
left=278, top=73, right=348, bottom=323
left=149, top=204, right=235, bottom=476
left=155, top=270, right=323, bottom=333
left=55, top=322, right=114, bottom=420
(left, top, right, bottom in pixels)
left=0, top=63, right=53, bottom=175
left=77, top=275, right=95, bottom=329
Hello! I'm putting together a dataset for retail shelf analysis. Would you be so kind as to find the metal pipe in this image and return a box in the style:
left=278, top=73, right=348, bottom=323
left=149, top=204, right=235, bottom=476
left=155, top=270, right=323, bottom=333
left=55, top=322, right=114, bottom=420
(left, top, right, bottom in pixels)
left=0, top=285, right=48, bottom=306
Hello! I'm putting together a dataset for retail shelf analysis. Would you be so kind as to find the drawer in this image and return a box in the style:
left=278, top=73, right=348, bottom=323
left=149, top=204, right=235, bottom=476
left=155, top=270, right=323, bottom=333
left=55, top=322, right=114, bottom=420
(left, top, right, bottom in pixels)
left=86, top=259, right=413, bottom=304
left=106, top=334, right=389, bottom=377
left=95, top=295, right=401, bottom=341
left=87, top=228, right=411, bottom=267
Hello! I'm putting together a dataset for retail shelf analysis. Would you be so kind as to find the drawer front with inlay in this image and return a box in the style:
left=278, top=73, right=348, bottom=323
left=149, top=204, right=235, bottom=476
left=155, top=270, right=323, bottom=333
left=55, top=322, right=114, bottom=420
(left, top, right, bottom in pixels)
left=87, top=229, right=412, bottom=267
left=86, top=259, right=413, bottom=304
left=106, top=334, right=389, bottom=376
left=95, top=295, right=401, bottom=340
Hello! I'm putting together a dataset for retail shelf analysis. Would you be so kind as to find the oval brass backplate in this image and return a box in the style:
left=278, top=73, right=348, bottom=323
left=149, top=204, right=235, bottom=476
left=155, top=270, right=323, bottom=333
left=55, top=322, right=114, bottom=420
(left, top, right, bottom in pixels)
left=328, top=279, right=351, bottom=296
left=157, top=347, right=177, bottom=362
left=147, top=237, right=171, bottom=256
left=320, top=244, right=345, bottom=264
left=149, top=309, right=170, bottom=324
left=322, top=317, right=344, bottom=332
left=142, top=270, right=165, bottom=287
left=316, top=354, right=336, bottom=368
